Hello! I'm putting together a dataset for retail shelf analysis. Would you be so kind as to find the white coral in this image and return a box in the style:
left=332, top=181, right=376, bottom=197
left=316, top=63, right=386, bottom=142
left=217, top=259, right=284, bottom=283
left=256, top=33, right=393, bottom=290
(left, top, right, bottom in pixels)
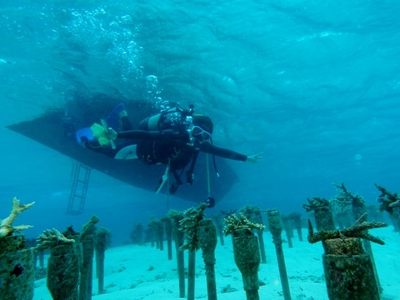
left=0, top=197, right=35, bottom=238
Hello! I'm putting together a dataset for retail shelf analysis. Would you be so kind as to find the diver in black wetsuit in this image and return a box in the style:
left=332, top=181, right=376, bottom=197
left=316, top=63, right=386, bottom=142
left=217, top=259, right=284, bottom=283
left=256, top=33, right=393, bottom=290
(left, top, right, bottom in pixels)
left=77, top=104, right=262, bottom=197
left=109, top=107, right=260, bottom=161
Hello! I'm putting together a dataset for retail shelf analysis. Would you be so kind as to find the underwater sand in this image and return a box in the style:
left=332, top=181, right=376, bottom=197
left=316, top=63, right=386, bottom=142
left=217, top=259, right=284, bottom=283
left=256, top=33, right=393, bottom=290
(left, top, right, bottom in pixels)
left=33, top=226, right=399, bottom=300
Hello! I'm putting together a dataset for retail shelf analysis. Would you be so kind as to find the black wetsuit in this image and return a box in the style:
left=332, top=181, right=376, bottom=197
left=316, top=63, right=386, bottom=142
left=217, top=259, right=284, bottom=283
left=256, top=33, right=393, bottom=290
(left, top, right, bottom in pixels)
left=117, top=129, right=247, bottom=170
left=82, top=112, right=248, bottom=193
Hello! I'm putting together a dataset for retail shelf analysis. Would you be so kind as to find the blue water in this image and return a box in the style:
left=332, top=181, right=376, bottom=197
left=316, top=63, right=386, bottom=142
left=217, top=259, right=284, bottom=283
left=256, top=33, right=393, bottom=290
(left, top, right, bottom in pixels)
left=1, top=0, right=400, bottom=244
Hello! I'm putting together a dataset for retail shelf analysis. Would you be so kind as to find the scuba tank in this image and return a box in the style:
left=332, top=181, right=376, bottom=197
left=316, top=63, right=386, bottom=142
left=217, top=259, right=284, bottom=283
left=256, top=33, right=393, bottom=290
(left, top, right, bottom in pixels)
left=146, top=106, right=194, bottom=134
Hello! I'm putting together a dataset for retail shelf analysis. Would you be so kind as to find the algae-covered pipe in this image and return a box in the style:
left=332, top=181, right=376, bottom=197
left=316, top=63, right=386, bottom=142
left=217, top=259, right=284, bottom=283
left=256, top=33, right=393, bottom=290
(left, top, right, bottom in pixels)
left=351, top=198, right=381, bottom=294
left=323, top=238, right=380, bottom=300
left=47, top=244, right=80, bottom=300
left=307, top=213, right=385, bottom=300
left=80, top=234, right=95, bottom=300
left=79, top=216, right=99, bottom=300
left=169, top=212, right=185, bottom=298
left=281, top=215, right=293, bottom=248
left=303, top=197, right=336, bottom=254
left=39, top=250, right=45, bottom=268
left=178, top=203, right=209, bottom=300
left=157, top=221, right=164, bottom=251
left=163, top=217, right=173, bottom=260
left=0, top=198, right=35, bottom=300
left=387, top=212, right=400, bottom=231
left=267, top=210, right=292, bottom=300
left=130, top=222, right=144, bottom=245
left=240, top=205, right=267, bottom=263
left=255, top=230, right=267, bottom=263
left=175, top=228, right=185, bottom=298
left=198, top=219, right=217, bottom=300
left=187, top=250, right=196, bottom=300
left=375, top=184, right=400, bottom=230
left=212, top=215, right=225, bottom=246
left=314, top=207, right=335, bottom=231
left=0, top=235, right=35, bottom=300
left=288, top=212, right=303, bottom=242
left=224, top=213, right=264, bottom=300
left=35, top=228, right=80, bottom=300
left=233, top=229, right=261, bottom=300
left=303, top=197, right=335, bottom=232
left=95, top=228, right=110, bottom=295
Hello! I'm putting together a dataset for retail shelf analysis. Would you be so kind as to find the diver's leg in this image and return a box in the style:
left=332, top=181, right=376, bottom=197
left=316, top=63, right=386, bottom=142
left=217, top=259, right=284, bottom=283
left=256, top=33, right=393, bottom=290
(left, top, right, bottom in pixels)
left=120, top=111, right=134, bottom=131
left=106, top=103, right=126, bottom=130
left=108, top=103, right=134, bottom=131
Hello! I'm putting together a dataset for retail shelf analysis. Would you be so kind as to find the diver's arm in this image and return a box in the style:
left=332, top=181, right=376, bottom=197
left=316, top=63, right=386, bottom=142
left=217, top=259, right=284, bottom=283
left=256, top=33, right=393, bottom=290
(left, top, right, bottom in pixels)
left=199, top=142, right=248, bottom=161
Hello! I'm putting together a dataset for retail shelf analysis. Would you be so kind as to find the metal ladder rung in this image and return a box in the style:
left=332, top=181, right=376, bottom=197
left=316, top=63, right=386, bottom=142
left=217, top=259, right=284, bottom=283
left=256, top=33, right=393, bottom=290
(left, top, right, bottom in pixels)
left=66, top=162, right=91, bottom=215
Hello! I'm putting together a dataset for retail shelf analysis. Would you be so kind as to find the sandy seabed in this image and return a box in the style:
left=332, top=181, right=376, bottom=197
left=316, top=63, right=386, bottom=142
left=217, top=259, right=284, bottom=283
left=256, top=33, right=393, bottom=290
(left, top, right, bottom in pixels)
left=33, top=226, right=400, bottom=300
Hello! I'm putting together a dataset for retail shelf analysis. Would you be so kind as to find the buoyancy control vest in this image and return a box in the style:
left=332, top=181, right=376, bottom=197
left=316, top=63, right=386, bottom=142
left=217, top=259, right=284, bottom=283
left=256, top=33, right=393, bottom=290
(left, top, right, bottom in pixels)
left=136, top=106, right=214, bottom=194
left=136, top=107, right=193, bottom=166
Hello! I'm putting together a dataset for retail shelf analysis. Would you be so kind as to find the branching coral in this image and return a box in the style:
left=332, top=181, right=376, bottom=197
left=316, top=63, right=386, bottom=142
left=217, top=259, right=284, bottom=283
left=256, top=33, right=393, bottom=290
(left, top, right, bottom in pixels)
left=179, top=203, right=207, bottom=251
left=167, top=209, right=184, bottom=236
left=167, top=209, right=184, bottom=221
left=239, top=205, right=261, bottom=215
left=81, top=215, right=100, bottom=240
left=223, top=213, right=265, bottom=236
left=307, top=213, right=387, bottom=245
left=35, top=229, right=75, bottom=251
left=220, top=209, right=236, bottom=217
left=0, top=197, right=35, bottom=238
left=331, top=182, right=365, bottom=214
left=149, top=216, right=161, bottom=228
left=239, top=205, right=263, bottom=224
left=288, top=212, right=302, bottom=220
left=303, top=197, right=330, bottom=213
left=375, top=184, right=400, bottom=214
left=96, top=227, right=112, bottom=250
left=148, top=216, right=164, bottom=244
left=63, top=225, right=80, bottom=241
left=130, top=222, right=144, bottom=244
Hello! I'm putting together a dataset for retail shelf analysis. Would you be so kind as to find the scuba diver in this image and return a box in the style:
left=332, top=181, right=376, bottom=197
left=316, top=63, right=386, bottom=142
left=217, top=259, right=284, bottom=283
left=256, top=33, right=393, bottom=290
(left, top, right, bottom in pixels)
left=76, top=103, right=262, bottom=204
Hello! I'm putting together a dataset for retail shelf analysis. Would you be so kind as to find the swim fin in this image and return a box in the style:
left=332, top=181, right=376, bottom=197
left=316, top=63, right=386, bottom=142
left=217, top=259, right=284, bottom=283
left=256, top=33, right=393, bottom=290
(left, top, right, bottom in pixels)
left=106, top=103, right=126, bottom=131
